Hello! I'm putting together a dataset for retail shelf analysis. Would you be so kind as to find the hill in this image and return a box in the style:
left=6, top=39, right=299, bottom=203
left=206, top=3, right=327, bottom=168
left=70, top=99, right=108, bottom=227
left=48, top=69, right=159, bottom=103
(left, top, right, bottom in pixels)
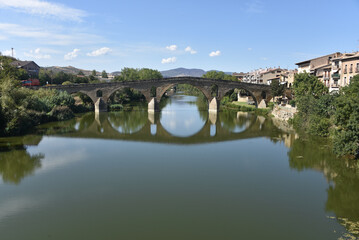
left=160, top=68, right=233, bottom=78
left=42, top=66, right=99, bottom=76
left=160, top=68, right=206, bottom=78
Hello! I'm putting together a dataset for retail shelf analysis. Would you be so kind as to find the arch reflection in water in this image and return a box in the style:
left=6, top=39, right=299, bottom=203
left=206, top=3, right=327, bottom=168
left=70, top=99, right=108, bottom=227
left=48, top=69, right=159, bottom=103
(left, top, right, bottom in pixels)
left=160, top=95, right=207, bottom=137
left=108, top=111, right=147, bottom=134
left=220, top=110, right=257, bottom=133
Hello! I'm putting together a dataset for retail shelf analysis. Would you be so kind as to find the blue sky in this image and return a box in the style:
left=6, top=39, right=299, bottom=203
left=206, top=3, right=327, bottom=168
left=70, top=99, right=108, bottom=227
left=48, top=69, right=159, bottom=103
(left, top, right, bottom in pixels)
left=0, top=0, right=358, bottom=73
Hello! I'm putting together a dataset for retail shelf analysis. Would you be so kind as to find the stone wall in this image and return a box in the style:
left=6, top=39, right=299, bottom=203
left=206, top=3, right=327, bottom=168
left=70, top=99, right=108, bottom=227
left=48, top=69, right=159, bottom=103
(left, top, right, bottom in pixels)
left=271, top=105, right=297, bottom=121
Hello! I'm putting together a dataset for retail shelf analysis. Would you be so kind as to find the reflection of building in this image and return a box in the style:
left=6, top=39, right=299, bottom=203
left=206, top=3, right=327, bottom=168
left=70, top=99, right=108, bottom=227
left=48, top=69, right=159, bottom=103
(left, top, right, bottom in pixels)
left=10, top=60, right=40, bottom=78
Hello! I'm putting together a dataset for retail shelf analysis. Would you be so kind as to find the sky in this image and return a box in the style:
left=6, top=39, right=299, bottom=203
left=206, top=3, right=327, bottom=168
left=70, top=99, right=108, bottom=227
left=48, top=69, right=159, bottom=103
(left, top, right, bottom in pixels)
left=0, top=0, right=358, bottom=73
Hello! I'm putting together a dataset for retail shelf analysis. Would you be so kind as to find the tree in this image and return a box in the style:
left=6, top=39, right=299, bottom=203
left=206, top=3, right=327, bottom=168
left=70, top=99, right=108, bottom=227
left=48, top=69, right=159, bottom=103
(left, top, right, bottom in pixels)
left=102, top=70, right=108, bottom=78
left=270, top=79, right=284, bottom=102
left=138, top=68, right=162, bottom=80
left=203, top=71, right=237, bottom=81
left=293, top=72, right=328, bottom=98
left=78, top=70, right=85, bottom=76
left=91, top=70, right=97, bottom=76
left=333, top=74, right=359, bottom=158
left=39, top=69, right=52, bottom=85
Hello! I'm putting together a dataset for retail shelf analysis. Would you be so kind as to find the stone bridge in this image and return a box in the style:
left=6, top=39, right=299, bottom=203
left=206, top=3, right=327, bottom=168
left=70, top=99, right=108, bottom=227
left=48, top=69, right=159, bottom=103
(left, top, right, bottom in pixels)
left=38, top=77, right=292, bottom=112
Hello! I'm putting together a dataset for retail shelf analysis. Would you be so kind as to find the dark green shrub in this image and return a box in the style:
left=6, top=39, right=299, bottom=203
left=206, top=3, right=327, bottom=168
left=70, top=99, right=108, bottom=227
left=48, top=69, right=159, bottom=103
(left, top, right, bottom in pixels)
left=49, top=106, right=74, bottom=121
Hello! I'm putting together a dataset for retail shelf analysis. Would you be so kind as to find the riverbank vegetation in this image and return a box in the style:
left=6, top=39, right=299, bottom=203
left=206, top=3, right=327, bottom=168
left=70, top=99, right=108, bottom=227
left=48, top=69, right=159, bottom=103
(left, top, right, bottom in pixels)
left=0, top=59, right=90, bottom=136
left=292, top=72, right=359, bottom=158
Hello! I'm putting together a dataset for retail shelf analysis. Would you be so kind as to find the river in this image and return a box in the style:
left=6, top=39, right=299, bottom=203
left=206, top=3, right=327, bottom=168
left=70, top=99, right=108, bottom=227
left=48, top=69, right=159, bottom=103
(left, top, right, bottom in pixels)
left=0, top=94, right=358, bottom=240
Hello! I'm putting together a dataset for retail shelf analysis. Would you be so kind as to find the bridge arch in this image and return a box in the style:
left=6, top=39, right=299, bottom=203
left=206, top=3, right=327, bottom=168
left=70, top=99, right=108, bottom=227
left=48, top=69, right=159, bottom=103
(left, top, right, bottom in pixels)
left=221, top=87, right=260, bottom=107
left=156, top=83, right=212, bottom=103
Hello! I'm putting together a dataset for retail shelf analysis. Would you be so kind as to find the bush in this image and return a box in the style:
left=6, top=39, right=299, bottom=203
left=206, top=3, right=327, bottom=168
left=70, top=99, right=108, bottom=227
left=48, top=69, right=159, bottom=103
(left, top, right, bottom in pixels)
left=289, top=100, right=296, bottom=107
left=110, top=104, right=124, bottom=111
left=49, top=106, right=74, bottom=121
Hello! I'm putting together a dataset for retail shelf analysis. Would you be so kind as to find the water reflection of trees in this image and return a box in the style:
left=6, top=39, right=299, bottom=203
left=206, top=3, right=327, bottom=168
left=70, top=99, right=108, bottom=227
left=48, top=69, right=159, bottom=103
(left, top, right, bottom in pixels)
left=220, top=110, right=254, bottom=133
left=108, top=111, right=147, bottom=134
left=288, top=137, right=359, bottom=238
left=0, top=146, right=43, bottom=184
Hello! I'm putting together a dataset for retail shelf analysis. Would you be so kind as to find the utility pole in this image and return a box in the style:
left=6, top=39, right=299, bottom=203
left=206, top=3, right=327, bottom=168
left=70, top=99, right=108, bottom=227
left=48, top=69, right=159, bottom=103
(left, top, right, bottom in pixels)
left=11, top=48, right=14, bottom=57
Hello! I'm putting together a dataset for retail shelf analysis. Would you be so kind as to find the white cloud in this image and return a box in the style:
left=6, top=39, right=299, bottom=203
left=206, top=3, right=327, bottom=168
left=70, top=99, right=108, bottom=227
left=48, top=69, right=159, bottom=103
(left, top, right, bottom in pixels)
left=245, top=0, right=264, bottom=13
left=0, top=23, right=103, bottom=46
left=2, top=49, right=16, bottom=57
left=87, top=47, right=112, bottom=57
left=161, top=57, right=177, bottom=64
left=248, top=47, right=252, bottom=51
left=166, top=45, right=177, bottom=51
left=185, top=46, right=197, bottom=54
left=209, top=50, right=221, bottom=57
left=0, top=0, right=87, bottom=22
left=64, top=48, right=80, bottom=60
left=261, top=57, right=268, bottom=61
left=24, top=48, right=51, bottom=59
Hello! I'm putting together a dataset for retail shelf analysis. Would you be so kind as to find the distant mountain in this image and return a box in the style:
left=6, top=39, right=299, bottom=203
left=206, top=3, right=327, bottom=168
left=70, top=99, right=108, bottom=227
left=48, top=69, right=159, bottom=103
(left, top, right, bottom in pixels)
left=161, top=68, right=206, bottom=78
left=161, top=68, right=233, bottom=78
left=42, top=66, right=99, bottom=76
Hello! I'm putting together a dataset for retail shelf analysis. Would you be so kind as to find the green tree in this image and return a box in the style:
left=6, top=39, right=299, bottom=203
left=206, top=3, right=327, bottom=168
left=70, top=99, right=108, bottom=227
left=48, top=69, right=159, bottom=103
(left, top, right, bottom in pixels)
left=203, top=71, right=237, bottom=81
left=333, top=74, right=359, bottom=158
left=292, top=73, right=334, bottom=137
left=293, top=72, right=328, bottom=98
left=102, top=70, right=108, bottom=78
left=138, top=68, right=162, bottom=80
left=91, top=70, right=97, bottom=76
left=39, top=69, right=52, bottom=85
left=78, top=70, right=85, bottom=76
left=270, top=79, right=284, bottom=102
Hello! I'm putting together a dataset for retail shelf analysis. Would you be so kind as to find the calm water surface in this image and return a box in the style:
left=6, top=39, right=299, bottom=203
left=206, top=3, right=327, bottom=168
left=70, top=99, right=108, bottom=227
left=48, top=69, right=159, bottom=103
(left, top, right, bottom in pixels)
left=0, top=94, right=358, bottom=240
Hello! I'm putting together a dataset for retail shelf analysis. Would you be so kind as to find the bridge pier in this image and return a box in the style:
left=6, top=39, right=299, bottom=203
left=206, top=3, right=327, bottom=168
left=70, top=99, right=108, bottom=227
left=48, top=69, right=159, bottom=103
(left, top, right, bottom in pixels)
left=209, top=97, right=219, bottom=113
left=95, top=97, right=108, bottom=112
left=148, top=97, right=159, bottom=112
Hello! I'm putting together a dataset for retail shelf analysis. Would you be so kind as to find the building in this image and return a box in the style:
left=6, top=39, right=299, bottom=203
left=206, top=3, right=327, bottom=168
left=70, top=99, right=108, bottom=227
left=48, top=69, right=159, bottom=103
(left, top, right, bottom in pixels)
left=295, top=52, right=341, bottom=74
left=242, top=68, right=269, bottom=84
left=10, top=60, right=40, bottom=78
left=262, top=68, right=288, bottom=85
left=330, top=52, right=359, bottom=92
left=232, top=72, right=247, bottom=81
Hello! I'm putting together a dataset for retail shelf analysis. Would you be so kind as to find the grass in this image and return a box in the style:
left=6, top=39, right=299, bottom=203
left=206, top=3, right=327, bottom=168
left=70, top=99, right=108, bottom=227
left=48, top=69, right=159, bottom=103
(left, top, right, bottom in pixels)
left=222, top=101, right=271, bottom=116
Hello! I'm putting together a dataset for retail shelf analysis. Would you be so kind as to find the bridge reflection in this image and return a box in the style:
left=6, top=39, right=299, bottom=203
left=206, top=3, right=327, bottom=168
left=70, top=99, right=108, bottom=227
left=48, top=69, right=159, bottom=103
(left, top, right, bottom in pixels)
left=58, top=111, right=287, bottom=145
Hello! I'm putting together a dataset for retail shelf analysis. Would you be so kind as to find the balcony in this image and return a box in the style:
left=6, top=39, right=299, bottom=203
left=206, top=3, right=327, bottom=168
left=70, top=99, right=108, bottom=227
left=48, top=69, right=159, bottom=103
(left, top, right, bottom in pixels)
left=331, top=83, right=339, bottom=88
left=344, top=69, right=347, bottom=74
left=332, top=73, right=340, bottom=79
left=349, top=68, right=353, bottom=73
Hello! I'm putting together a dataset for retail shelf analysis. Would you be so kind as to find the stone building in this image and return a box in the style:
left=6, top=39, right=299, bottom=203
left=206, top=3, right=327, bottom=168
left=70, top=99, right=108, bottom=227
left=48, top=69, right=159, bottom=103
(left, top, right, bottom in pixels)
left=10, top=60, right=40, bottom=78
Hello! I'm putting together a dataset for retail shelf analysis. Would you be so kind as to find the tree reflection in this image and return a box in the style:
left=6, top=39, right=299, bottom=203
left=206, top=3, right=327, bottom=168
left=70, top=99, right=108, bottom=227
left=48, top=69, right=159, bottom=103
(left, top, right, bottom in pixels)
left=220, top=110, right=254, bottom=133
left=0, top=147, right=43, bottom=184
left=288, top=137, right=359, bottom=237
left=108, top=111, right=147, bottom=134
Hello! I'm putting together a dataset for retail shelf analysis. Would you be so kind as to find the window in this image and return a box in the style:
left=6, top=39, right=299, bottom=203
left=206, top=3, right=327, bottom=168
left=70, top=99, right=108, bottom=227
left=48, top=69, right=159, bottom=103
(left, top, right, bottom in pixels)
left=344, top=64, right=348, bottom=73
left=344, top=77, right=347, bottom=85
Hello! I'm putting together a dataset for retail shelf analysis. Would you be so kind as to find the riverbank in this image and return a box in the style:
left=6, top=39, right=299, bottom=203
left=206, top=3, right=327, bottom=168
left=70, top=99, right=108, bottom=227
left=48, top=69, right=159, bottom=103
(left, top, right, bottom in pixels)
left=222, top=101, right=272, bottom=116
